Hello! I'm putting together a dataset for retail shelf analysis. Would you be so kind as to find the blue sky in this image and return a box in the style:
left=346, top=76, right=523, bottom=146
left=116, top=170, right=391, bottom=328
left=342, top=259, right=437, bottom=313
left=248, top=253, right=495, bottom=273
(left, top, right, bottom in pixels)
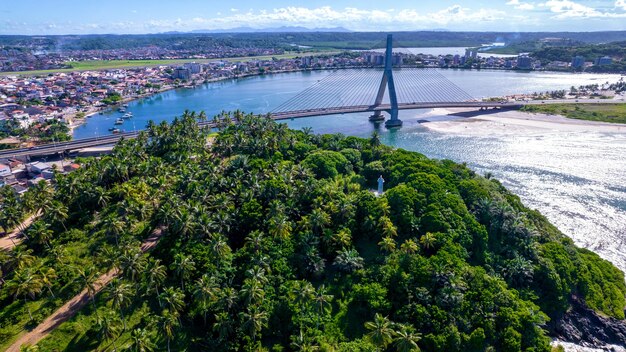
left=1, top=0, right=625, bottom=34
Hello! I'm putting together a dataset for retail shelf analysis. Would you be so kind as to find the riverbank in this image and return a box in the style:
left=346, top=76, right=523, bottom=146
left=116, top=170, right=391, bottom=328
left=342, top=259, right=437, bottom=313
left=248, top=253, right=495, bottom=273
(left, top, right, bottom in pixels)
left=420, top=107, right=626, bottom=135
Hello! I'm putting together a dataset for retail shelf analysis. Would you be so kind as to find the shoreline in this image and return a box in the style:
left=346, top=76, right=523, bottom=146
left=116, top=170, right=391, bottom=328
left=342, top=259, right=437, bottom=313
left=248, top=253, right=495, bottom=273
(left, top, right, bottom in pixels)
left=419, top=107, right=626, bottom=135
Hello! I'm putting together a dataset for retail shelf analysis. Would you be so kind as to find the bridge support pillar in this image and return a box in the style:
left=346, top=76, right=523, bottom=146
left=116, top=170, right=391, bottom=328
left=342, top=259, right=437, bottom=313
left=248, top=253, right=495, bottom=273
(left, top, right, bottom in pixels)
left=384, top=108, right=402, bottom=128
left=372, top=34, right=402, bottom=128
left=369, top=111, right=385, bottom=122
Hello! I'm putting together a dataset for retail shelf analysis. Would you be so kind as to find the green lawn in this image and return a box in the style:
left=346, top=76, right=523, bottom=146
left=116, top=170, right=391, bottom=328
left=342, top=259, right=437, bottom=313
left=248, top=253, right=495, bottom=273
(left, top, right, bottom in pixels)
left=0, top=50, right=338, bottom=76
left=521, top=103, right=626, bottom=124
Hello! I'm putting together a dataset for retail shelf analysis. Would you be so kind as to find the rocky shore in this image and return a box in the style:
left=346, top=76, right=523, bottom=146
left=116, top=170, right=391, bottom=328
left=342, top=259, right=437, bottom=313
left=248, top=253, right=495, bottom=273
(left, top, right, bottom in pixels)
left=552, top=297, right=626, bottom=351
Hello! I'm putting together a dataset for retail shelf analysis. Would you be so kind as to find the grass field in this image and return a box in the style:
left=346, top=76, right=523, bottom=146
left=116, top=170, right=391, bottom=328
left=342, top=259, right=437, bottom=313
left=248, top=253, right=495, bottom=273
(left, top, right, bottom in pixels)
left=0, top=50, right=339, bottom=76
left=521, top=103, right=626, bottom=124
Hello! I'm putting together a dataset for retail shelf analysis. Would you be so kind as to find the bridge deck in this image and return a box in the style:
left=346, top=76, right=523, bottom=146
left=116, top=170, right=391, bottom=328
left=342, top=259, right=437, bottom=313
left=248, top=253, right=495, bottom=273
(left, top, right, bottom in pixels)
left=0, top=99, right=617, bottom=159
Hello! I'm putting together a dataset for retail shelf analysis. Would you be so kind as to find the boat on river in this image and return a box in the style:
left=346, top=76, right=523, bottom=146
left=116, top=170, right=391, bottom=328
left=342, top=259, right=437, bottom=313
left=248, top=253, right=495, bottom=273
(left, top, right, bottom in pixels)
left=114, top=118, right=124, bottom=125
left=122, top=112, right=133, bottom=119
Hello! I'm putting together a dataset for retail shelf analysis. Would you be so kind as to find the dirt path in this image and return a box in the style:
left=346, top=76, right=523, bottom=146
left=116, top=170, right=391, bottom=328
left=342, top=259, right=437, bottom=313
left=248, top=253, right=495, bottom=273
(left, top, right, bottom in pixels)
left=0, top=214, right=40, bottom=251
left=5, top=227, right=165, bottom=352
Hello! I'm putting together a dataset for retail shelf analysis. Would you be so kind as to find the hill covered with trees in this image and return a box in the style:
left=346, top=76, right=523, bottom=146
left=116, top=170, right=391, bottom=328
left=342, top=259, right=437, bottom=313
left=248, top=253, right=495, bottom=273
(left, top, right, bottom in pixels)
left=0, top=113, right=624, bottom=351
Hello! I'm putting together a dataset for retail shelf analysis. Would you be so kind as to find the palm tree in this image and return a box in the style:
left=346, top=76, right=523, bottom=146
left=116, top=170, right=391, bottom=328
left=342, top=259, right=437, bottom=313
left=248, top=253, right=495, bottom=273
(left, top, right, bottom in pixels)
left=240, top=307, right=268, bottom=343
left=6, top=268, right=43, bottom=320
left=193, top=274, right=217, bottom=325
left=393, top=324, right=421, bottom=352
left=128, top=327, right=156, bottom=352
left=96, top=308, right=122, bottom=351
left=102, top=215, right=125, bottom=246
left=380, top=216, right=398, bottom=238
left=119, top=247, right=147, bottom=282
left=28, top=221, right=54, bottom=249
left=309, top=208, right=330, bottom=235
left=244, top=231, right=264, bottom=254
left=364, top=313, right=394, bottom=351
left=211, top=237, right=231, bottom=258
left=419, top=232, right=436, bottom=253
left=39, top=267, right=57, bottom=299
left=144, top=259, right=167, bottom=302
left=268, top=213, right=292, bottom=240
left=312, top=285, right=333, bottom=330
left=290, top=280, right=314, bottom=332
left=378, top=236, right=396, bottom=253
left=400, top=239, right=419, bottom=255
left=108, top=279, right=133, bottom=330
left=159, top=286, right=186, bottom=316
left=290, top=330, right=320, bottom=352
left=12, top=247, right=36, bottom=270
left=369, top=131, right=381, bottom=149
left=171, top=254, right=195, bottom=291
left=239, top=278, right=264, bottom=307
left=160, top=310, right=179, bottom=352
left=46, top=201, right=68, bottom=231
left=75, top=265, right=99, bottom=307
left=213, top=311, right=233, bottom=341
left=333, top=248, right=364, bottom=273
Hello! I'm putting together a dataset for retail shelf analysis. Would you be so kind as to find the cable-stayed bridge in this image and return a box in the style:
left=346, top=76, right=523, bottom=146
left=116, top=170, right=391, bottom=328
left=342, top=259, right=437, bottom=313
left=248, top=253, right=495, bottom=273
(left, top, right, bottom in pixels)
left=271, top=34, right=475, bottom=127
left=0, top=33, right=618, bottom=158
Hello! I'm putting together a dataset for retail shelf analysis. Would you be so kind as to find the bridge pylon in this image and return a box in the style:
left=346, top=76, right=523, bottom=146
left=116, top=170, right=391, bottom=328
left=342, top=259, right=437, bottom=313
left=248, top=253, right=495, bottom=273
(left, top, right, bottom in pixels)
left=369, top=34, right=402, bottom=128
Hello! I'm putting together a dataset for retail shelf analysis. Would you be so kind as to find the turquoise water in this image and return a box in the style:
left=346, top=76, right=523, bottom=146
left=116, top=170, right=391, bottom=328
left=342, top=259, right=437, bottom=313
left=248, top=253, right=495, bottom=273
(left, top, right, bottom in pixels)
left=73, top=69, right=626, bottom=273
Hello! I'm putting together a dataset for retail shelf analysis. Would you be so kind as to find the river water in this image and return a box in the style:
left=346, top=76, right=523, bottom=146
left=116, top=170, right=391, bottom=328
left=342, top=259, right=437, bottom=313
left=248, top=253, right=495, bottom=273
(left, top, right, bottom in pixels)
left=74, top=69, right=626, bottom=276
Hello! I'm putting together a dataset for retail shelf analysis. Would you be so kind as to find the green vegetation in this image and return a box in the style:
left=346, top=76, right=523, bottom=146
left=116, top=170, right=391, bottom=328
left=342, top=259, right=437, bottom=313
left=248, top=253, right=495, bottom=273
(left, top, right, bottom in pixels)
left=1, top=113, right=624, bottom=351
left=0, top=119, right=71, bottom=143
left=0, top=51, right=337, bottom=76
left=487, top=40, right=626, bottom=72
left=521, top=103, right=626, bottom=124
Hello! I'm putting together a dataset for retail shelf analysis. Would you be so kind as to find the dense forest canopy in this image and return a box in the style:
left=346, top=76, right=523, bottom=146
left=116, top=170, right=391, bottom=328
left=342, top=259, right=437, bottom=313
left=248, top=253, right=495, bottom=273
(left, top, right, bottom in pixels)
left=0, top=113, right=624, bottom=351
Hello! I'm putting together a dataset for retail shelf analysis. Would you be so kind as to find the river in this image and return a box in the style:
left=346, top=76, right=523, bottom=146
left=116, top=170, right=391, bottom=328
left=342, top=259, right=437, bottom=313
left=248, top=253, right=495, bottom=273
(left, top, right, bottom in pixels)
left=73, top=69, right=626, bottom=278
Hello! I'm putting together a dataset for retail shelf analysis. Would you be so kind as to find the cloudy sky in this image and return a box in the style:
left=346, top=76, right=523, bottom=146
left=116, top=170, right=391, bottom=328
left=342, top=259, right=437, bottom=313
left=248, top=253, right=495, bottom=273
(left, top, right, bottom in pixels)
left=1, top=0, right=626, bottom=34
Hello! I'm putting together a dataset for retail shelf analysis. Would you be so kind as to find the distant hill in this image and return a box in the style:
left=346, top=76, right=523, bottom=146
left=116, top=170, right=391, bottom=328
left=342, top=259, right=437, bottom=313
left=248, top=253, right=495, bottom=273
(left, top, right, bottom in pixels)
left=189, top=26, right=352, bottom=33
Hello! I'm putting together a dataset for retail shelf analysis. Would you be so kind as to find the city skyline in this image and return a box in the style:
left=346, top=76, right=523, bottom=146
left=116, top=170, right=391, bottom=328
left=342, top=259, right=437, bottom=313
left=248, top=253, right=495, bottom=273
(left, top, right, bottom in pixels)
left=1, top=0, right=626, bottom=35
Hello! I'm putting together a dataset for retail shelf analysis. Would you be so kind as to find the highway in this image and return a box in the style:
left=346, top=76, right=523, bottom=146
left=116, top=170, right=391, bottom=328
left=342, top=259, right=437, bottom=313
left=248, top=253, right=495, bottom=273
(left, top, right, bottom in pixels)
left=0, top=99, right=621, bottom=159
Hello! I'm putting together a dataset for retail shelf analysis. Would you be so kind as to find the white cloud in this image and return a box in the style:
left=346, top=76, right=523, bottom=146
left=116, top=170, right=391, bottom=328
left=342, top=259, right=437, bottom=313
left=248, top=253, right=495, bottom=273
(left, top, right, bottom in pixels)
left=506, top=0, right=536, bottom=10
left=163, top=5, right=506, bottom=30
left=4, top=4, right=625, bottom=35
left=541, top=0, right=626, bottom=18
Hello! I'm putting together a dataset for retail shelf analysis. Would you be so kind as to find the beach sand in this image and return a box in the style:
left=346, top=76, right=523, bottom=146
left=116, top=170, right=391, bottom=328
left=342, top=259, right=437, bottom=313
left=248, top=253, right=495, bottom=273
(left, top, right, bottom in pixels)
left=420, top=108, right=626, bottom=135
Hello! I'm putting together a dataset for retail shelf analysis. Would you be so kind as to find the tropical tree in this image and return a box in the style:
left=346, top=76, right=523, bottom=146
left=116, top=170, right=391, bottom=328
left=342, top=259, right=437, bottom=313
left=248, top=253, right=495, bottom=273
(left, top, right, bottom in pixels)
left=143, top=259, right=167, bottom=302
left=128, top=327, right=156, bottom=352
left=75, top=265, right=100, bottom=308
left=239, top=278, right=264, bottom=307
left=378, top=236, right=396, bottom=253
left=333, top=248, right=364, bottom=273
left=119, top=246, right=147, bottom=282
left=213, top=311, right=234, bottom=341
left=159, top=286, right=186, bottom=317
left=364, top=313, right=394, bottom=351
left=171, top=254, right=195, bottom=290
left=393, top=324, right=421, bottom=352
left=193, top=274, right=218, bottom=325
left=419, top=232, right=436, bottom=253
left=96, top=308, right=122, bottom=350
left=108, top=280, right=133, bottom=330
left=400, top=239, right=419, bottom=255
left=312, top=285, right=333, bottom=329
left=160, top=310, right=179, bottom=352
left=240, top=307, right=268, bottom=344
left=38, top=267, right=57, bottom=299
left=46, top=201, right=68, bottom=231
left=268, top=213, right=292, bottom=240
left=102, top=215, right=125, bottom=246
left=6, top=268, right=43, bottom=320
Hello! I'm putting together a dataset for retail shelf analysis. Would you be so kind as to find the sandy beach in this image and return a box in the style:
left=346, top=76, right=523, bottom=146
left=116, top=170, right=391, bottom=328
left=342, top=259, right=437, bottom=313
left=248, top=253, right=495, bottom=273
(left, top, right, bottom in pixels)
left=420, top=107, right=626, bottom=135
